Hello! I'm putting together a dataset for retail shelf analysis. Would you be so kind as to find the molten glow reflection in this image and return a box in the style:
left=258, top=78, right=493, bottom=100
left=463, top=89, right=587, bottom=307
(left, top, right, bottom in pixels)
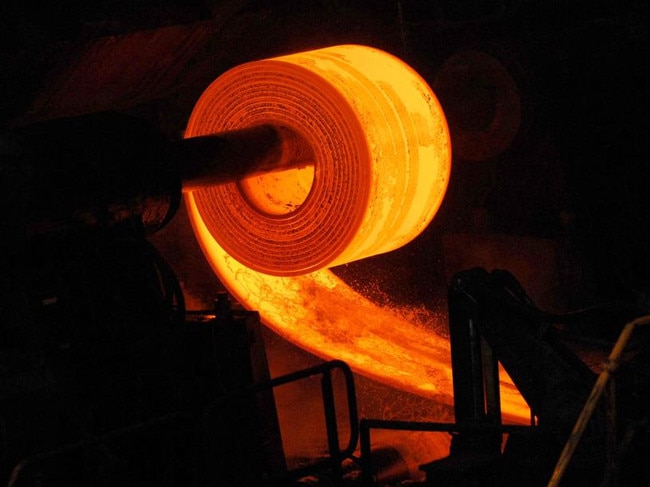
left=185, top=45, right=529, bottom=422
left=186, top=196, right=529, bottom=422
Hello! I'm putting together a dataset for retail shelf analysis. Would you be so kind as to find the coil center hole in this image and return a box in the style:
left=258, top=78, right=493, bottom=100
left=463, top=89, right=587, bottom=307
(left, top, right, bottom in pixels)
left=237, top=126, right=315, bottom=216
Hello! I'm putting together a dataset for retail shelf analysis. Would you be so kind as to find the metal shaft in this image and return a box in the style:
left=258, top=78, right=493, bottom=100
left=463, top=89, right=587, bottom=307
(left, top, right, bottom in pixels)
left=176, top=124, right=314, bottom=192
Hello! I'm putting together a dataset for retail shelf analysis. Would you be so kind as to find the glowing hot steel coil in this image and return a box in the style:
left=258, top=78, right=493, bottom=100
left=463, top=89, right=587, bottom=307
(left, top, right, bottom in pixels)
left=185, top=44, right=450, bottom=276
left=185, top=45, right=528, bottom=420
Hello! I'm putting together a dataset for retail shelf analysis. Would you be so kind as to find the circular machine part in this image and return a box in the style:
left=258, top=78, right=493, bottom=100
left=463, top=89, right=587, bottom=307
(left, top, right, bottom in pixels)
left=185, top=44, right=451, bottom=277
left=184, top=45, right=529, bottom=418
left=432, top=49, right=521, bottom=162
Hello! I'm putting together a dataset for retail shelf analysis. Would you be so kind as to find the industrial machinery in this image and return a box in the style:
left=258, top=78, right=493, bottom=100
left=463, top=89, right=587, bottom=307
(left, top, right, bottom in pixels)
left=423, top=268, right=650, bottom=486
left=2, top=2, right=650, bottom=486
left=0, top=43, right=452, bottom=485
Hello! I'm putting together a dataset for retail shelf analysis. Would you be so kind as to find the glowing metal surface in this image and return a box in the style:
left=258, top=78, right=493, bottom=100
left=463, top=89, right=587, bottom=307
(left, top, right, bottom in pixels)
left=186, top=196, right=529, bottom=421
left=185, top=45, right=529, bottom=422
left=187, top=195, right=453, bottom=401
left=185, top=44, right=451, bottom=277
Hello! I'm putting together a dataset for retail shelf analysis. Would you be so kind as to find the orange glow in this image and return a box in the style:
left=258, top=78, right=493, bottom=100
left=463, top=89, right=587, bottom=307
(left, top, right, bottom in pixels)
left=187, top=196, right=530, bottom=422
left=184, top=45, right=529, bottom=423
left=185, top=44, right=451, bottom=277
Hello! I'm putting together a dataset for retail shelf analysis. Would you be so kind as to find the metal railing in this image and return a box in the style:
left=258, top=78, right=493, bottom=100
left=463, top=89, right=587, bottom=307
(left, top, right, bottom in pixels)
left=548, top=315, right=650, bottom=487
left=205, top=358, right=359, bottom=483
left=359, top=418, right=534, bottom=486
left=6, top=360, right=359, bottom=487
